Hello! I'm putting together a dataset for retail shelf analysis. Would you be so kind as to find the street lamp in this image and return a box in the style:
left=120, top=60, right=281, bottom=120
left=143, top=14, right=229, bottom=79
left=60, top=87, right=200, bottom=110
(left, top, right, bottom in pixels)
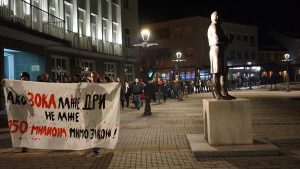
left=281, top=53, right=293, bottom=92
left=134, top=29, right=158, bottom=48
left=133, top=29, right=158, bottom=116
left=172, top=51, right=186, bottom=101
left=172, top=51, right=186, bottom=80
left=247, top=62, right=252, bottom=89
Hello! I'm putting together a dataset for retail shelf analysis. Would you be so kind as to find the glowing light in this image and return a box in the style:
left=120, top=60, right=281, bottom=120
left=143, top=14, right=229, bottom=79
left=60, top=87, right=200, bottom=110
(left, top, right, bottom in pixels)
left=141, top=29, right=150, bottom=42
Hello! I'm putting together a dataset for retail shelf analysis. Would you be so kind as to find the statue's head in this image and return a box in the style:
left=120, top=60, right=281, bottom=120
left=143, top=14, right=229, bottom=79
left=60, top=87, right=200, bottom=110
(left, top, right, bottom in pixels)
left=211, top=11, right=219, bottom=23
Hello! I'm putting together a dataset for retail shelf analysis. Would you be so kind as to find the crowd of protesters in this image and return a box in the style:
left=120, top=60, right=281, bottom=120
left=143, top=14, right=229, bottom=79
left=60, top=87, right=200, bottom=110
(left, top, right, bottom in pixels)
left=14, top=71, right=219, bottom=110
left=9, top=71, right=286, bottom=112
left=14, top=71, right=285, bottom=116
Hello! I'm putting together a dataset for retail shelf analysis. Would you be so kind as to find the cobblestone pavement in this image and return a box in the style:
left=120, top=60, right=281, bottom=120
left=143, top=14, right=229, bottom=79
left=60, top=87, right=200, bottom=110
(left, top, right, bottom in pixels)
left=0, top=90, right=300, bottom=169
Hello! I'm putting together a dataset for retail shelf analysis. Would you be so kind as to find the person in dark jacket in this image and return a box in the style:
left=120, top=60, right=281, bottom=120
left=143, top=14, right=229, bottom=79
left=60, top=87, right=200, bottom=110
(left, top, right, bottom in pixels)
left=161, top=81, right=169, bottom=102
left=124, top=80, right=131, bottom=108
left=117, top=77, right=125, bottom=109
left=131, top=78, right=143, bottom=110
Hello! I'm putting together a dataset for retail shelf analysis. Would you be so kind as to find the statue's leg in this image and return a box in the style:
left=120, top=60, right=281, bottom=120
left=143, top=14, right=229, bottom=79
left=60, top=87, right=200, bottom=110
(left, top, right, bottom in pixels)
left=214, top=74, right=228, bottom=100
left=221, top=74, right=236, bottom=99
left=211, top=74, right=216, bottom=98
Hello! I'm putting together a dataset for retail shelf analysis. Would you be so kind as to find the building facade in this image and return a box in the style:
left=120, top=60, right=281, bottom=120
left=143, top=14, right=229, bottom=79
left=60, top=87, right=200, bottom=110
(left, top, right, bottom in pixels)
left=143, top=16, right=258, bottom=81
left=0, top=0, right=139, bottom=119
left=258, top=35, right=288, bottom=85
left=268, top=30, right=300, bottom=81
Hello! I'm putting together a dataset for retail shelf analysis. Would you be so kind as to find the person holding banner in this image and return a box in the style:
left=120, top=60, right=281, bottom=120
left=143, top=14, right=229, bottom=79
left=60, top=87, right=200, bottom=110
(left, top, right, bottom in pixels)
left=20, top=72, right=30, bottom=152
left=103, top=75, right=112, bottom=83
left=116, top=77, right=125, bottom=109
left=3, top=71, right=120, bottom=152
left=89, top=71, right=101, bottom=154
left=90, top=71, right=100, bottom=83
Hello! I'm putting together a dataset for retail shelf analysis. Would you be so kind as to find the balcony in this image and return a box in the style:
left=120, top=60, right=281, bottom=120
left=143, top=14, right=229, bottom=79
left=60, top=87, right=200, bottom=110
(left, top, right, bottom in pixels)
left=0, top=0, right=65, bottom=41
left=0, top=0, right=122, bottom=56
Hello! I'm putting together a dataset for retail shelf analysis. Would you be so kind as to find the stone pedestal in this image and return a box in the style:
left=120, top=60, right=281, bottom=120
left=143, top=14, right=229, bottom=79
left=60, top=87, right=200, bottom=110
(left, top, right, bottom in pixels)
left=203, top=98, right=253, bottom=145
left=186, top=98, right=280, bottom=157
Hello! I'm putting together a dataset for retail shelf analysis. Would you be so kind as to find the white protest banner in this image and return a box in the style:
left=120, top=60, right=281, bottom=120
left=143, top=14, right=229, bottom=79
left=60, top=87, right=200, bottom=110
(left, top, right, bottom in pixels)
left=2, top=80, right=120, bottom=150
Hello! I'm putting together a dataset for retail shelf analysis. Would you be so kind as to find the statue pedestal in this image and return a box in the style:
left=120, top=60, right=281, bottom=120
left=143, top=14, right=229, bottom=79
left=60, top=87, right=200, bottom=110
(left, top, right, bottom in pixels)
left=186, top=98, right=279, bottom=157
left=203, top=98, right=253, bottom=145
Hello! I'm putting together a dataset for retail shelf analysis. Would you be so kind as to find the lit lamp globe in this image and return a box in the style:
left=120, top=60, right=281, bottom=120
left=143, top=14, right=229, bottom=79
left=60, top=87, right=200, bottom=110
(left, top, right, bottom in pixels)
left=141, top=29, right=150, bottom=42
left=284, top=53, right=290, bottom=61
left=247, top=62, right=252, bottom=89
left=176, top=51, right=182, bottom=59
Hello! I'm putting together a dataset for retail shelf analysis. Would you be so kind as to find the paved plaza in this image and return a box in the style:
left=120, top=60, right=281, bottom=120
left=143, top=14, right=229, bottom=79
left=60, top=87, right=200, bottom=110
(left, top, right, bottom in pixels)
left=0, top=86, right=300, bottom=169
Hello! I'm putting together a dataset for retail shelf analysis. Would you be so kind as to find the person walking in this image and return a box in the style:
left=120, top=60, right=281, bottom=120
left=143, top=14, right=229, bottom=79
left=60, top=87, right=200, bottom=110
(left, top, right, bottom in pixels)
left=131, top=78, right=143, bottom=110
left=124, top=80, right=131, bottom=108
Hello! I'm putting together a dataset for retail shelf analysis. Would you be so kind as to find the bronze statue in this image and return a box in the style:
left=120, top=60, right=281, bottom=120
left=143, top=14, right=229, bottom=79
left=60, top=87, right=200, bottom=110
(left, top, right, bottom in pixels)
left=207, top=11, right=235, bottom=100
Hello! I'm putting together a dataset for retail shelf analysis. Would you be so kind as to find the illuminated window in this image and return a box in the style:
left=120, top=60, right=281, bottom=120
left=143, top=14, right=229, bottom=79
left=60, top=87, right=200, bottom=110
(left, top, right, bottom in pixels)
left=1, top=0, right=8, bottom=6
left=112, top=22, right=118, bottom=43
left=23, top=0, right=31, bottom=15
left=64, top=2, right=72, bottom=31
left=78, top=8, right=85, bottom=36
left=91, top=14, right=97, bottom=42
left=102, top=19, right=108, bottom=41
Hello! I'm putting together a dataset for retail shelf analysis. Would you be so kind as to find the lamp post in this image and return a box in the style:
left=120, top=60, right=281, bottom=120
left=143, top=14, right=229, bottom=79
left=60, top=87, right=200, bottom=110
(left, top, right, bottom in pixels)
left=281, top=53, right=293, bottom=92
left=172, top=51, right=186, bottom=80
left=133, top=29, right=158, bottom=116
left=247, top=62, right=252, bottom=89
left=172, top=51, right=186, bottom=101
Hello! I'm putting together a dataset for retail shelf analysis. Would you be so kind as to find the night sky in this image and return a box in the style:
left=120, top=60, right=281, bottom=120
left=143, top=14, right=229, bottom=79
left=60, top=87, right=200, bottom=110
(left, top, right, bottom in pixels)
left=139, top=0, right=299, bottom=30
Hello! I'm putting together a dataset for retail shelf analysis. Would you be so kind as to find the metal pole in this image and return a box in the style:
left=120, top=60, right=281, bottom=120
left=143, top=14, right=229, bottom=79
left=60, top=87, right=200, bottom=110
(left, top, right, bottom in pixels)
left=157, top=72, right=161, bottom=104
left=287, top=61, right=290, bottom=92
left=177, top=62, right=180, bottom=80
left=144, top=46, right=151, bottom=116
left=249, top=66, right=252, bottom=89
